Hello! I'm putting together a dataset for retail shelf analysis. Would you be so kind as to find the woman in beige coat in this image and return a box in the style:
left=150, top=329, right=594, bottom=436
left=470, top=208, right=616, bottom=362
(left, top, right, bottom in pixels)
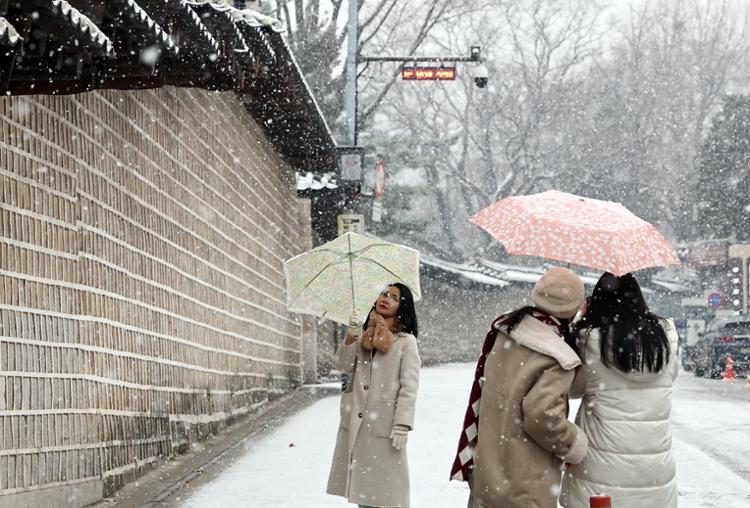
left=452, top=267, right=589, bottom=508
left=327, top=283, right=420, bottom=508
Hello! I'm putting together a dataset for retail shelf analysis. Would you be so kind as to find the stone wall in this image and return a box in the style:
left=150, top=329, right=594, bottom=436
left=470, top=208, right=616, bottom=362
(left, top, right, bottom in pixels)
left=0, top=87, right=310, bottom=503
left=415, top=276, right=532, bottom=365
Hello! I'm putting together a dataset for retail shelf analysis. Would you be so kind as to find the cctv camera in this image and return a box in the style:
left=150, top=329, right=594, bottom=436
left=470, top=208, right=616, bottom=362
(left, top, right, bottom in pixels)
left=474, top=63, right=488, bottom=88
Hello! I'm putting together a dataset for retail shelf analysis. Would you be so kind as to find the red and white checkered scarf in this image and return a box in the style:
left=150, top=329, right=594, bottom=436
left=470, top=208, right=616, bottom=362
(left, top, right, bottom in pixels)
left=449, top=309, right=565, bottom=482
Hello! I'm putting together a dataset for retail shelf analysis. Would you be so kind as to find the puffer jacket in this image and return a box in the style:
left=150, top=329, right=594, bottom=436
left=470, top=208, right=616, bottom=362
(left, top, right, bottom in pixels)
left=559, top=319, right=679, bottom=508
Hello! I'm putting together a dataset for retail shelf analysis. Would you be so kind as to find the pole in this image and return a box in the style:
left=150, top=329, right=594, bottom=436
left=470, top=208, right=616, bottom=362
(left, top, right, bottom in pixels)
left=345, top=0, right=358, bottom=146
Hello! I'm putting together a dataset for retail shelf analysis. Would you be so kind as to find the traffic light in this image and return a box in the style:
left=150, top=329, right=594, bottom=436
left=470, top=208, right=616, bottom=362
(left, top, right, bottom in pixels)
left=727, top=258, right=743, bottom=311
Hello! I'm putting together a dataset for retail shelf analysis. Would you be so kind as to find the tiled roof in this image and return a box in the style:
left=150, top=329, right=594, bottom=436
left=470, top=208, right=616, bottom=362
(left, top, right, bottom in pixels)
left=51, top=0, right=115, bottom=57
left=0, top=17, right=21, bottom=48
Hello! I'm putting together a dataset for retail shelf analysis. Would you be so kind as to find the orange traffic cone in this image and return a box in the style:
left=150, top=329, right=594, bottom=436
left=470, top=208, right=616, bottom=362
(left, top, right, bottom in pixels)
left=723, top=354, right=735, bottom=382
left=590, top=494, right=612, bottom=507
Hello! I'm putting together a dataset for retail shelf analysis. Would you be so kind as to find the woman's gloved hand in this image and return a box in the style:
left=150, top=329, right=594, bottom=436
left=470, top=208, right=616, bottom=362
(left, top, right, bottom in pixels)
left=348, top=311, right=363, bottom=338
left=390, top=424, right=409, bottom=450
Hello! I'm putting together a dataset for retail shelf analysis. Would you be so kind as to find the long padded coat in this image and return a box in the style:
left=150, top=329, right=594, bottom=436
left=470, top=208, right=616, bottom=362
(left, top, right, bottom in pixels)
left=559, top=320, right=679, bottom=508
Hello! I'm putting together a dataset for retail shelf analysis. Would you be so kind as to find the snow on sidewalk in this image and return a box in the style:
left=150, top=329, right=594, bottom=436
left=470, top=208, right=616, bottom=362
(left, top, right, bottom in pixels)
left=178, top=363, right=750, bottom=507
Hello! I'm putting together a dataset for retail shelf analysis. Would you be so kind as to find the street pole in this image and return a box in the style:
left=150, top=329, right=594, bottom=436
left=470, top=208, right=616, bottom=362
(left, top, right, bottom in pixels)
left=345, top=0, right=358, bottom=146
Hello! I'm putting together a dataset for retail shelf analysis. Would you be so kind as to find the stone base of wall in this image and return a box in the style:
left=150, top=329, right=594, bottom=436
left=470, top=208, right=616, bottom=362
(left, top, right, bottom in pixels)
left=0, top=480, right=103, bottom=508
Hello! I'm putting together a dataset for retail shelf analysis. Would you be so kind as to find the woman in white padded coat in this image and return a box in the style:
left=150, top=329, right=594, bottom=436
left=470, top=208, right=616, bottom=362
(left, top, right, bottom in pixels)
left=560, top=272, right=679, bottom=508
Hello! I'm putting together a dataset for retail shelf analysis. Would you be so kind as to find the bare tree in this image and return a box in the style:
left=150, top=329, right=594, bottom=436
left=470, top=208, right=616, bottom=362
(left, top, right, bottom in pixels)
left=266, top=0, right=477, bottom=134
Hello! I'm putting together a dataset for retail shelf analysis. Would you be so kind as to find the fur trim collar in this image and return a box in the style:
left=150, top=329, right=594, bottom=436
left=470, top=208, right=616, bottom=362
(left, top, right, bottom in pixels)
left=495, top=315, right=581, bottom=370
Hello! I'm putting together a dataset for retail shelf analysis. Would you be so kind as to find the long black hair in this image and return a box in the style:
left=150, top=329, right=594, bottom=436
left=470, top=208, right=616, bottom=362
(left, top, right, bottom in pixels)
left=498, top=306, right=578, bottom=355
left=574, top=272, right=670, bottom=373
left=363, top=283, right=419, bottom=337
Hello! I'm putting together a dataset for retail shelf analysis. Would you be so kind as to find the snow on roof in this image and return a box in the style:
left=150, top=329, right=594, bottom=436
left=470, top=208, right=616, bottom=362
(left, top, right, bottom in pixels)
left=422, top=256, right=668, bottom=294
left=51, top=0, right=115, bottom=57
left=229, top=7, right=286, bottom=33
left=0, top=17, right=21, bottom=48
left=421, top=256, right=510, bottom=287
left=296, top=172, right=338, bottom=191
left=184, top=0, right=250, bottom=53
left=650, top=279, right=691, bottom=293
left=177, top=0, right=220, bottom=52
left=122, top=0, right=178, bottom=54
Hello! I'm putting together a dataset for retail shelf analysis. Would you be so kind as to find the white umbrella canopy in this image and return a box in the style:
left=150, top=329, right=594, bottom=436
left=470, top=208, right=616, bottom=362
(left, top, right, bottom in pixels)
left=283, top=232, right=422, bottom=325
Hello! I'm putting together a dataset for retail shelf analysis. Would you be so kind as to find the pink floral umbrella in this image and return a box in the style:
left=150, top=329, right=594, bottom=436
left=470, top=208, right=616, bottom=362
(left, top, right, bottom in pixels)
left=469, top=190, right=680, bottom=276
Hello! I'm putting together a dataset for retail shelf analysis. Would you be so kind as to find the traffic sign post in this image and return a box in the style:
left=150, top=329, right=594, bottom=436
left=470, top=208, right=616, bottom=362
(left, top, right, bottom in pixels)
left=374, top=158, right=385, bottom=198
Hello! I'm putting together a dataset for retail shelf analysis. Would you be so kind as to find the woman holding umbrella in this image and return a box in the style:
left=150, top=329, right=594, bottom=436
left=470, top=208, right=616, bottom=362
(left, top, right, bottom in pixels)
left=559, top=272, right=679, bottom=508
left=451, top=267, right=589, bottom=508
left=326, top=283, right=420, bottom=508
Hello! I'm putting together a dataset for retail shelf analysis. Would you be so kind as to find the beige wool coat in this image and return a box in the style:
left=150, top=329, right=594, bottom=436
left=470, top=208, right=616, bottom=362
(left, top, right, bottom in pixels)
left=471, top=315, right=589, bottom=508
left=327, top=332, right=420, bottom=508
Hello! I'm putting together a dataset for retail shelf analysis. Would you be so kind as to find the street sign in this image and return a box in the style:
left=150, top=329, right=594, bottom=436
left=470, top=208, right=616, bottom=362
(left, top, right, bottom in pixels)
left=708, top=292, right=722, bottom=309
left=337, top=146, right=365, bottom=181
left=337, top=214, right=364, bottom=236
left=375, top=158, right=385, bottom=198
left=371, top=200, right=383, bottom=223
left=402, top=66, right=457, bottom=80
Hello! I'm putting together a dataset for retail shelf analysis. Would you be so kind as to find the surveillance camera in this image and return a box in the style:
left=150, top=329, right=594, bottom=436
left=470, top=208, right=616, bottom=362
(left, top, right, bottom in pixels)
left=474, top=63, right=488, bottom=88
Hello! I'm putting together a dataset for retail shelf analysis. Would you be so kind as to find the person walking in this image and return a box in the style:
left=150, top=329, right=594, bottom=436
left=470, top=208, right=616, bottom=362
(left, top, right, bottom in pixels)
left=451, top=267, right=589, bottom=508
left=327, top=283, right=420, bottom=508
left=559, top=272, right=679, bottom=508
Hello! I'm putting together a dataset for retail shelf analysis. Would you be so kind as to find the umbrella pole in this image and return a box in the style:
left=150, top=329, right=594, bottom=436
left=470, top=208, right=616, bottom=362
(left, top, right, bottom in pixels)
left=348, top=235, right=356, bottom=315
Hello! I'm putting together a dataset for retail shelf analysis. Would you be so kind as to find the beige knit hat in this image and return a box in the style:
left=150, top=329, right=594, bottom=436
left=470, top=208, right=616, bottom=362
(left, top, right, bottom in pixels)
left=531, top=267, right=585, bottom=319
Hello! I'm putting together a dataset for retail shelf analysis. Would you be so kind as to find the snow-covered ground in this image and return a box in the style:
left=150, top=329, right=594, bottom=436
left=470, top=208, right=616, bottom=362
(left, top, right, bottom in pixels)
left=172, top=363, right=750, bottom=508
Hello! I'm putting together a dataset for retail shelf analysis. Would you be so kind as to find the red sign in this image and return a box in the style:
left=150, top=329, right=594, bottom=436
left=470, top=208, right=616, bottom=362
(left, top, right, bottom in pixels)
left=402, top=66, right=457, bottom=81
left=687, top=241, right=727, bottom=266
left=375, top=159, right=385, bottom=198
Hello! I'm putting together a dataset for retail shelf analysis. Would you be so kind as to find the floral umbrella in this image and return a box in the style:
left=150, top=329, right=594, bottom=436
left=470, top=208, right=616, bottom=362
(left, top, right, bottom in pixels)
left=283, top=232, right=421, bottom=325
left=470, top=190, right=680, bottom=276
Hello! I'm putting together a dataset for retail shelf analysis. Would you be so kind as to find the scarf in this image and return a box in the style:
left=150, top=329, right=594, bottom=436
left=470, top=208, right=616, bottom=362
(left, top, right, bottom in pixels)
left=449, top=309, right=564, bottom=482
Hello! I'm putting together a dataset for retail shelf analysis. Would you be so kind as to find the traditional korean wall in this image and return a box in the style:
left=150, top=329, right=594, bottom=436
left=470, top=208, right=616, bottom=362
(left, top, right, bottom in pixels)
left=0, top=87, right=309, bottom=503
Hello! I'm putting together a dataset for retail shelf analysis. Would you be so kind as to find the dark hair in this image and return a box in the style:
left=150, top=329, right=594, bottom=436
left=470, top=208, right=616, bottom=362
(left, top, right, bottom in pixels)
left=363, top=283, right=419, bottom=338
left=498, top=306, right=578, bottom=355
left=575, top=272, right=670, bottom=373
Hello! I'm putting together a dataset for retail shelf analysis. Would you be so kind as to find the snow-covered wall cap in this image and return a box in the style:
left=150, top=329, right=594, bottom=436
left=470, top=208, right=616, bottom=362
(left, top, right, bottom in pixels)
left=0, top=17, right=22, bottom=48
left=51, top=0, right=115, bottom=57
left=296, top=172, right=338, bottom=190
left=123, top=0, right=178, bottom=54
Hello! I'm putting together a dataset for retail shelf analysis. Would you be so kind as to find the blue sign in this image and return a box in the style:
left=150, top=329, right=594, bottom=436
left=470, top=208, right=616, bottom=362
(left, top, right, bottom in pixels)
left=708, top=292, right=722, bottom=308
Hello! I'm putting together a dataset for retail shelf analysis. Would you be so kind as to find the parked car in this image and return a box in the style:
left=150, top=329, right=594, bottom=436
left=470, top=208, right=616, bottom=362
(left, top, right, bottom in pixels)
left=693, top=317, right=750, bottom=378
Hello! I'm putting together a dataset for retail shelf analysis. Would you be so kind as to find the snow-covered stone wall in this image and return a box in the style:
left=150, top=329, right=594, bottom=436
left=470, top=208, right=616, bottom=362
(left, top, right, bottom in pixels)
left=0, top=87, right=310, bottom=503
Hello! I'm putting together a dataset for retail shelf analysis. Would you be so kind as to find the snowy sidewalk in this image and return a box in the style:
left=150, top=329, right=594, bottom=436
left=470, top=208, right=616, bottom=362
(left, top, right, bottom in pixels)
left=174, top=363, right=750, bottom=508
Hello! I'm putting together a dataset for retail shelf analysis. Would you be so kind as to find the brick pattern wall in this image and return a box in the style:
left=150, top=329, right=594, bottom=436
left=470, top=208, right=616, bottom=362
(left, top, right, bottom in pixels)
left=0, top=88, right=307, bottom=496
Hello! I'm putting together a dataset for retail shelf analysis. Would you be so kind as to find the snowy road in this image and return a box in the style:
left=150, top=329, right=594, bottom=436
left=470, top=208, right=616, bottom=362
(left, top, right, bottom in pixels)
left=171, top=364, right=750, bottom=508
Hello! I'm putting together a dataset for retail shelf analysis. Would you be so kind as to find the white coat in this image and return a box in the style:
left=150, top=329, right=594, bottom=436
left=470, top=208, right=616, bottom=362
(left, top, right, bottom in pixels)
left=559, top=319, right=679, bottom=508
left=326, top=332, right=420, bottom=508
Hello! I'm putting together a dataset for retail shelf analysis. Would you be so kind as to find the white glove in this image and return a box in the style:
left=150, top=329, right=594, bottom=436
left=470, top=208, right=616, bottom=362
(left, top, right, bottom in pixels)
left=390, top=424, right=409, bottom=450
left=348, top=311, right=363, bottom=338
